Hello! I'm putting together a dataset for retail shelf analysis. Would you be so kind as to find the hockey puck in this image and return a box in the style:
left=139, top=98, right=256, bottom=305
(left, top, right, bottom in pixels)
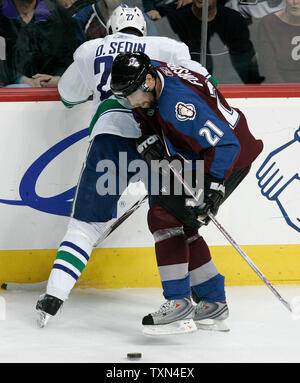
left=1, top=283, right=7, bottom=290
left=127, top=352, right=142, bottom=359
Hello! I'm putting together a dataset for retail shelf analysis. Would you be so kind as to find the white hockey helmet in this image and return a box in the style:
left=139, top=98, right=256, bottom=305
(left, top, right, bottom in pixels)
left=106, top=5, right=147, bottom=36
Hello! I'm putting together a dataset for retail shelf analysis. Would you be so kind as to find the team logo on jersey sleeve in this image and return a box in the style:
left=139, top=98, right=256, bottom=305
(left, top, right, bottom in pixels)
left=175, top=102, right=196, bottom=121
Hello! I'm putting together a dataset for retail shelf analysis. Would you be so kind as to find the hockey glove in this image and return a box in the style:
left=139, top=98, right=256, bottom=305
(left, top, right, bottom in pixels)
left=192, top=175, right=225, bottom=224
left=136, top=134, right=165, bottom=165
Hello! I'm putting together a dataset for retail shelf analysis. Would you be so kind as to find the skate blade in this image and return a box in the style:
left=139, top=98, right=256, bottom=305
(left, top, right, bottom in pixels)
left=37, top=311, right=51, bottom=328
left=143, top=319, right=197, bottom=336
left=195, top=319, right=230, bottom=332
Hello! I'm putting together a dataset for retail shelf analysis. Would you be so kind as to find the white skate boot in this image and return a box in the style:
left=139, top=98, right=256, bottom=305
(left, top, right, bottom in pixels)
left=142, top=297, right=197, bottom=335
left=194, top=300, right=230, bottom=332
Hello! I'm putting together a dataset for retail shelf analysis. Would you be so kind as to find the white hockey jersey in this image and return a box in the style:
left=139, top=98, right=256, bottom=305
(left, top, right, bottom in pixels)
left=58, top=32, right=210, bottom=138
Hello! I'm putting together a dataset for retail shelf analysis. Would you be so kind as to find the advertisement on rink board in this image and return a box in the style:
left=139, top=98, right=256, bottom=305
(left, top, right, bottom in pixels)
left=0, top=91, right=299, bottom=286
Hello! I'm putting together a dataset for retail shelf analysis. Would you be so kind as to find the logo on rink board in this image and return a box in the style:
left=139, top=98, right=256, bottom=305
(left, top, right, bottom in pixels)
left=0, top=128, right=89, bottom=217
left=0, top=125, right=299, bottom=235
left=0, top=128, right=203, bottom=217
left=256, top=127, right=300, bottom=233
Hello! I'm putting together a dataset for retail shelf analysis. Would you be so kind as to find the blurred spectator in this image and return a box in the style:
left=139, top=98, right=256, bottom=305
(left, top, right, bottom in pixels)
left=167, top=0, right=265, bottom=83
left=0, top=0, right=79, bottom=87
left=73, top=1, right=157, bottom=43
left=56, top=0, right=77, bottom=7
left=142, top=0, right=192, bottom=31
left=226, top=0, right=285, bottom=24
left=257, top=0, right=300, bottom=83
left=72, top=0, right=110, bottom=42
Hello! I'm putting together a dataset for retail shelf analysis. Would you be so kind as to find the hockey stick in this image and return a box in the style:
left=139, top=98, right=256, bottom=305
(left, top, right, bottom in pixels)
left=207, top=213, right=293, bottom=312
left=1, top=194, right=148, bottom=291
left=167, top=163, right=298, bottom=315
left=1, top=281, right=48, bottom=291
left=95, top=193, right=148, bottom=246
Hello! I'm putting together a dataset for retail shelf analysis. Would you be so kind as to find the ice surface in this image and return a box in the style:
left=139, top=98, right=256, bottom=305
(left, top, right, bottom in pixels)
left=1, top=285, right=300, bottom=363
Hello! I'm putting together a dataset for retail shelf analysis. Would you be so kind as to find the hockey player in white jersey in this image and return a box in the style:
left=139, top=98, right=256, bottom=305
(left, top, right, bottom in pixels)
left=36, top=4, right=224, bottom=331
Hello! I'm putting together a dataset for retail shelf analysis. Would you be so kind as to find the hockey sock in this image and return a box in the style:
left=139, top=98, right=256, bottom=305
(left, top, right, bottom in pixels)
left=148, top=203, right=191, bottom=300
left=187, top=229, right=226, bottom=302
left=46, top=218, right=108, bottom=301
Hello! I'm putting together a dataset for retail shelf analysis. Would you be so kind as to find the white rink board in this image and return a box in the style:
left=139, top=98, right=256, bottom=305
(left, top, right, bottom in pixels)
left=0, top=97, right=299, bottom=250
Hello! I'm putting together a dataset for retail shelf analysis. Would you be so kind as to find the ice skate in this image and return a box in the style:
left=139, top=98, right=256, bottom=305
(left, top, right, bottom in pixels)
left=142, top=297, right=197, bottom=335
left=194, top=300, right=230, bottom=332
left=36, top=294, right=63, bottom=328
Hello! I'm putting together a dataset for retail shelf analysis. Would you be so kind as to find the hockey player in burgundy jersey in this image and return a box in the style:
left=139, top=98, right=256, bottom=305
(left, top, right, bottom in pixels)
left=35, top=5, right=218, bottom=330
left=111, top=52, right=263, bottom=335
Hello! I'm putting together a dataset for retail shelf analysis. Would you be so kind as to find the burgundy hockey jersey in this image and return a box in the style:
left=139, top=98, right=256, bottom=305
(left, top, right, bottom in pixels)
left=133, top=60, right=263, bottom=180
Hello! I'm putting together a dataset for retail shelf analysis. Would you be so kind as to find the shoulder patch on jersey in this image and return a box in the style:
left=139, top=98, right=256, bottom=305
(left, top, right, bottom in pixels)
left=175, top=102, right=196, bottom=121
